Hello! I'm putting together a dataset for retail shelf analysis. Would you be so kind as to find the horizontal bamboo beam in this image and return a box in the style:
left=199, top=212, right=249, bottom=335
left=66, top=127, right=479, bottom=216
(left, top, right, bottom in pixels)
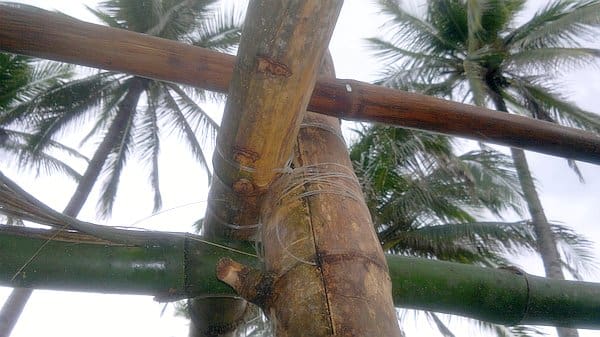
left=2, top=4, right=600, bottom=164
left=387, top=256, right=600, bottom=329
left=1, top=226, right=599, bottom=329
left=0, top=226, right=255, bottom=300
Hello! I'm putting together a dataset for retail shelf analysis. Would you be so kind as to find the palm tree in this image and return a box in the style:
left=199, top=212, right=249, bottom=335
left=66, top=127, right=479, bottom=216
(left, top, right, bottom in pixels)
left=367, top=1, right=600, bottom=337
left=0, top=54, right=84, bottom=181
left=0, top=54, right=88, bottom=230
left=350, top=125, right=529, bottom=337
left=0, top=1, right=242, bottom=335
left=350, top=125, right=595, bottom=337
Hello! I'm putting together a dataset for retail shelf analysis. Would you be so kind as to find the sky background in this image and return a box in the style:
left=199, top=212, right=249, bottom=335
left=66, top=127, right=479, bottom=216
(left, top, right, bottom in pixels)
left=1, top=1, right=600, bottom=336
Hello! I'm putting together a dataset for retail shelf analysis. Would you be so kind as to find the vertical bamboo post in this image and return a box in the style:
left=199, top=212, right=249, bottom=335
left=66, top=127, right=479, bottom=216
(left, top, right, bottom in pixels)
left=220, top=56, right=401, bottom=336
left=190, top=1, right=343, bottom=336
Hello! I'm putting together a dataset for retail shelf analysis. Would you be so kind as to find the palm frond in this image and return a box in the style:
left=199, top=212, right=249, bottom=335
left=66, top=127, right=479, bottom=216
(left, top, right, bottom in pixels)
left=507, top=47, right=600, bottom=74
left=455, top=149, right=524, bottom=216
left=471, top=318, right=548, bottom=337
left=145, top=0, right=195, bottom=37
left=86, top=5, right=126, bottom=29
left=192, top=2, right=244, bottom=53
left=96, top=83, right=141, bottom=218
left=384, top=221, right=536, bottom=262
left=376, top=0, right=459, bottom=54
left=161, top=87, right=212, bottom=179
left=463, top=59, right=487, bottom=106
left=549, top=222, right=599, bottom=279
left=507, top=77, right=600, bottom=132
left=0, top=128, right=85, bottom=182
left=507, top=0, right=600, bottom=49
left=466, top=0, right=486, bottom=53
left=426, top=311, right=456, bottom=337
left=138, top=83, right=163, bottom=212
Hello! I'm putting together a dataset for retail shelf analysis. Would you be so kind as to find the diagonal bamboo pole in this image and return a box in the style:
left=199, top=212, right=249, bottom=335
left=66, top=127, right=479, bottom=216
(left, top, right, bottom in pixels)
left=1, top=4, right=600, bottom=164
left=2, top=226, right=600, bottom=329
left=190, top=1, right=344, bottom=336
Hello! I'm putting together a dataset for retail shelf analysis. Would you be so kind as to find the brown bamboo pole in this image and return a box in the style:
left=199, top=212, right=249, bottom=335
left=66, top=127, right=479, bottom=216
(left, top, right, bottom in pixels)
left=218, top=55, right=401, bottom=336
left=201, top=0, right=344, bottom=239
left=189, top=1, right=344, bottom=336
left=2, top=3, right=600, bottom=164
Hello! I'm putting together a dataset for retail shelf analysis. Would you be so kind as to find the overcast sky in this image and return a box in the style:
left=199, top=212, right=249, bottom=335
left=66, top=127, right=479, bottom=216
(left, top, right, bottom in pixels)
left=1, top=1, right=599, bottom=337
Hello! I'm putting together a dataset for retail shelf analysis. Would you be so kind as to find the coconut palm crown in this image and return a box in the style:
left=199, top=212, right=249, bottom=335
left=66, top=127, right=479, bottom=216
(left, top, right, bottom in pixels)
left=368, top=0, right=600, bottom=132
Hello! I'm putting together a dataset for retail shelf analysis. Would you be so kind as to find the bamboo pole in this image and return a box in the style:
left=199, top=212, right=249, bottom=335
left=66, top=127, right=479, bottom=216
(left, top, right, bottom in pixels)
left=0, top=226, right=255, bottom=299
left=2, top=3, right=600, bottom=164
left=256, top=56, right=399, bottom=335
left=190, top=1, right=344, bottom=336
left=217, top=56, right=401, bottom=336
left=202, top=0, right=344, bottom=239
left=2, top=226, right=599, bottom=329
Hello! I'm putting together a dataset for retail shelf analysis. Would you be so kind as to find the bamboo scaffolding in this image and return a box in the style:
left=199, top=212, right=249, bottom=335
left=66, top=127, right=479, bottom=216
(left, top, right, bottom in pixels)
left=2, top=2, right=600, bottom=335
left=2, top=226, right=599, bottom=329
left=2, top=4, right=600, bottom=164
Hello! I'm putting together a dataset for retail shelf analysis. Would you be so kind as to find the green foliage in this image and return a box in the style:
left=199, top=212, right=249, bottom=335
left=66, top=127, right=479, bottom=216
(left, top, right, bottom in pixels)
left=350, top=125, right=533, bottom=266
left=370, top=0, right=600, bottom=125
left=367, top=0, right=599, bottom=271
left=0, top=54, right=30, bottom=109
left=366, top=1, right=600, bottom=334
left=0, top=53, right=84, bottom=180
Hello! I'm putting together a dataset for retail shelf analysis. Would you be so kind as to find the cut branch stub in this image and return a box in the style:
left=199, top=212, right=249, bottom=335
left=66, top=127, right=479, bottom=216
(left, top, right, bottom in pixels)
left=216, top=258, right=274, bottom=309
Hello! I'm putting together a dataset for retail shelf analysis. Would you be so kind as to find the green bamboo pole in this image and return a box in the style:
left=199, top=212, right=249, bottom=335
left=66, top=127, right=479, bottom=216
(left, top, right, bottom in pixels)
left=387, top=256, right=600, bottom=329
left=0, top=226, right=254, bottom=299
left=1, top=227, right=599, bottom=328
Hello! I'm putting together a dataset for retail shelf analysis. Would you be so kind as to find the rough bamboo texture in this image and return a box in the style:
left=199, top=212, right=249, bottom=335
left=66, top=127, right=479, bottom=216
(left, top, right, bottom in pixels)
left=202, top=0, right=343, bottom=239
left=190, top=1, right=344, bottom=336
left=2, top=3, right=600, bottom=164
left=251, top=56, right=401, bottom=336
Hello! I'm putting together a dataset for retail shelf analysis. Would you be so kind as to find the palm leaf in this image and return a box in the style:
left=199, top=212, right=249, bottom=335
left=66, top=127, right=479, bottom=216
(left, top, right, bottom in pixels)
left=507, top=0, right=600, bottom=49
left=507, top=47, right=600, bottom=74
left=0, top=128, right=85, bottom=181
left=161, top=86, right=212, bottom=179
left=376, top=0, right=458, bottom=54
left=138, top=82, right=163, bottom=212
left=507, top=77, right=600, bottom=132
left=549, top=222, right=599, bottom=279
left=192, top=1, right=244, bottom=53
left=97, top=82, right=141, bottom=218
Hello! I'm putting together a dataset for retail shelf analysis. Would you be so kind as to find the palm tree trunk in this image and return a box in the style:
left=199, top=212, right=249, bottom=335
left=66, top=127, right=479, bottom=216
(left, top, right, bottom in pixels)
left=490, top=94, right=578, bottom=337
left=0, top=77, right=145, bottom=337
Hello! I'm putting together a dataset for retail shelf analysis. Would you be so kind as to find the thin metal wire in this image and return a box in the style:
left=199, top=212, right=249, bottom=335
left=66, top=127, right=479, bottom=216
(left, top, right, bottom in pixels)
left=259, top=162, right=364, bottom=266
left=214, top=144, right=256, bottom=173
